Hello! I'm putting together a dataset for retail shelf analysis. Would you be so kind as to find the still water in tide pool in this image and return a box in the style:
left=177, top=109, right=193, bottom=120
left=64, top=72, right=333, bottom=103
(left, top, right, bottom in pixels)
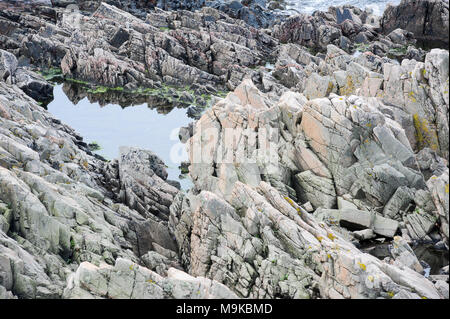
left=46, top=84, right=193, bottom=190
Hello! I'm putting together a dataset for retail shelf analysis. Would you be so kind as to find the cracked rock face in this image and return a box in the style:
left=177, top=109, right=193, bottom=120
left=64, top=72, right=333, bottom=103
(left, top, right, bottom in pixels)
left=381, top=0, right=450, bottom=45
left=0, top=0, right=436, bottom=98
left=0, top=79, right=224, bottom=299
left=63, top=258, right=238, bottom=299
left=0, top=49, right=53, bottom=102
left=1, top=2, right=279, bottom=93
left=170, top=56, right=448, bottom=298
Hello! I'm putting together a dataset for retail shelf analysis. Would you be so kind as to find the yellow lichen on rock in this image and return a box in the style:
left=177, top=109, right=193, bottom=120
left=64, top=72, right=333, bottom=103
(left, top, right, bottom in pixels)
left=408, top=91, right=417, bottom=103
left=327, top=233, right=337, bottom=241
left=413, top=113, right=439, bottom=151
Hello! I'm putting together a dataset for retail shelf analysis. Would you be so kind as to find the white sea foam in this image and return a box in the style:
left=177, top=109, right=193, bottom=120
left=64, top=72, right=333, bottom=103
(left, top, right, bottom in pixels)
left=286, top=0, right=401, bottom=16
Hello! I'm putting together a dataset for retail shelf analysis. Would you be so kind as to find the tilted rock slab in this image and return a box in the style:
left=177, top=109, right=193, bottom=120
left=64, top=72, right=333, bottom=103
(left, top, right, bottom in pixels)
left=171, top=78, right=447, bottom=298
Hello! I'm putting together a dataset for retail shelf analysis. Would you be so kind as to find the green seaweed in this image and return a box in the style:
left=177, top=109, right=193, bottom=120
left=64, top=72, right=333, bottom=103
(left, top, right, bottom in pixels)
left=62, top=76, right=229, bottom=111
left=388, top=45, right=408, bottom=56
left=354, top=43, right=370, bottom=52
left=39, top=67, right=63, bottom=81
left=66, top=78, right=90, bottom=85
left=180, top=166, right=189, bottom=174
left=88, top=141, right=102, bottom=152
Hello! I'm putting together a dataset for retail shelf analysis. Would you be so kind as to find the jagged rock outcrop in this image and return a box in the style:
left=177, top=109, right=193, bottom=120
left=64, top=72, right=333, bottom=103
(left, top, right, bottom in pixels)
left=271, top=4, right=423, bottom=59
left=0, top=0, right=434, bottom=98
left=50, top=0, right=286, bottom=28
left=0, top=78, right=234, bottom=299
left=0, top=0, right=448, bottom=300
left=63, top=258, right=238, bottom=299
left=273, top=13, right=342, bottom=50
left=382, top=0, right=450, bottom=45
left=0, top=2, right=281, bottom=92
left=104, top=147, right=179, bottom=221
left=169, top=71, right=448, bottom=298
left=268, top=43, right=450, bottom=162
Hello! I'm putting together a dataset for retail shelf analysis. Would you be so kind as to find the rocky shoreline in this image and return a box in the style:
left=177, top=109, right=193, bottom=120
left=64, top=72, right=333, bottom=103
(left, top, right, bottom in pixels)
left=0, top=0, right=449, bottom=299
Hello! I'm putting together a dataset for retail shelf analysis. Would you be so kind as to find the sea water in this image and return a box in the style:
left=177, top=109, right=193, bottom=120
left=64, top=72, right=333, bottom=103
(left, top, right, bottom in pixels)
left=285, top=0, right=401, bottom=16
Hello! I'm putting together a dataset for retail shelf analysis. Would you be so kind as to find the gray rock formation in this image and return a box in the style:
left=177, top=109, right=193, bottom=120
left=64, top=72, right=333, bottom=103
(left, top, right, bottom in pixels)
left=63, top=258, right=238, bottom=299
left=1, top=2, right=278, bottom=93
left=172, top=71, right=448, bottom=298
left=0, top=49, right=53, bottom=102
left=0, top=77, right=233, bottom=299
left=382, top=0, right=449, bottom=45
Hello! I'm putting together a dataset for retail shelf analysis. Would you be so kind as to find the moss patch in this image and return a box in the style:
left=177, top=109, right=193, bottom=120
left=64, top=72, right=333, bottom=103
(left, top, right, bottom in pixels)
left=88, top=141, right=102, bottom=152
left=38, top=67, right=63, bottom=81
